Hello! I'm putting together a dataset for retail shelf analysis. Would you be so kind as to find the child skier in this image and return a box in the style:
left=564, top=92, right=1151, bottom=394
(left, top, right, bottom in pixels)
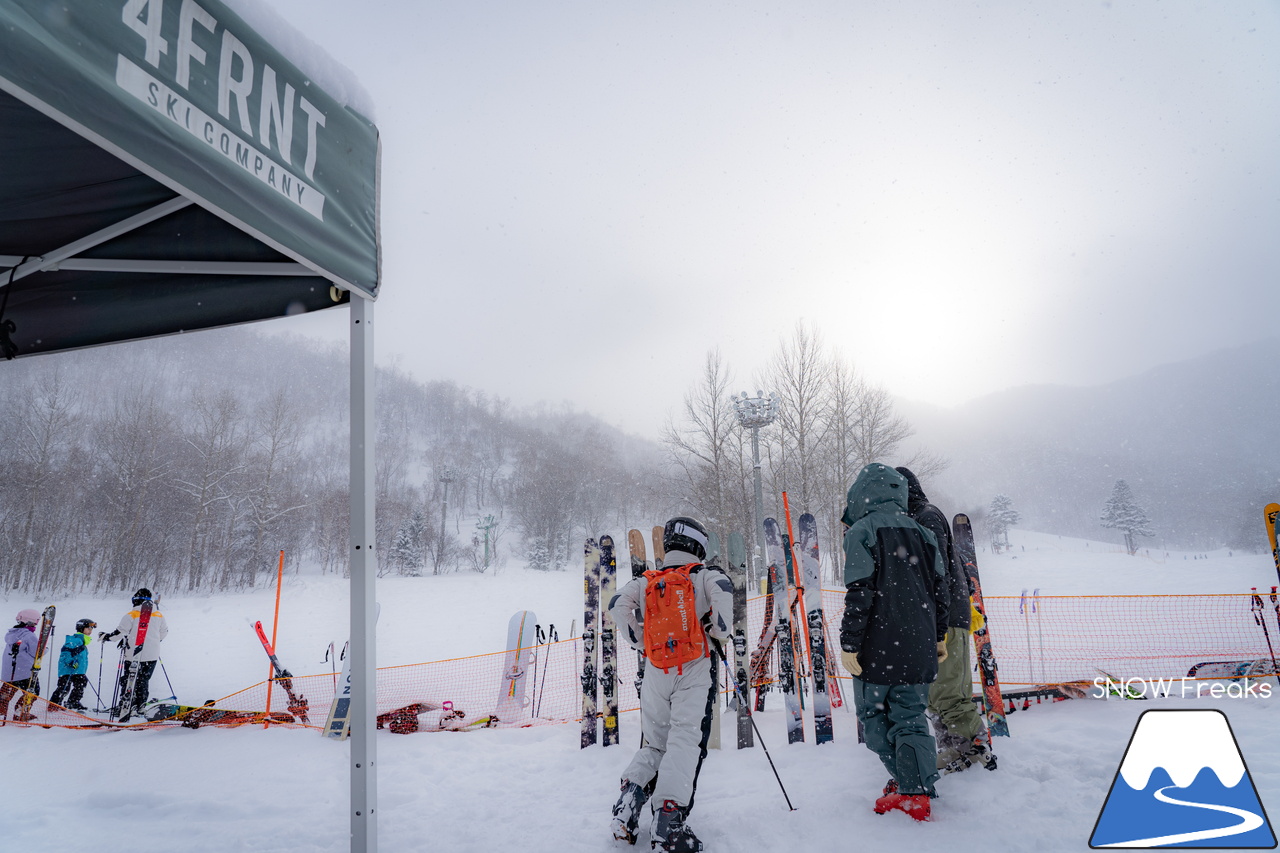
left=839, top=463, right=949, bottom=821
left=51, top=618, right=97, bottom=711
left=607, top=516, right=734, bottom=852
left=2, top=608, right=42, bottom=722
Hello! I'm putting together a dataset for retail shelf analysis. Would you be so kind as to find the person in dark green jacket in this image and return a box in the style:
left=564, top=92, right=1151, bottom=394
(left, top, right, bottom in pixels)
left=839, top=462, right=948, bottom=821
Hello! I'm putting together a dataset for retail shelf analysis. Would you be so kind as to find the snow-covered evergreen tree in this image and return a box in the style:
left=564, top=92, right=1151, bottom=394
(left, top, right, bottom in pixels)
left=389, top=509, right=427, bottom=576
left=1100, top=479, right=1153, bottom=555
left=988, top=494, right=1020, bottom=553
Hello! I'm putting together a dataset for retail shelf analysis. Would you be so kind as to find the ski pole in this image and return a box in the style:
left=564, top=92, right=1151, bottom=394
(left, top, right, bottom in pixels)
left=1252, top=589, right=1280, bottom=688
left=535, top=625, right=557, bottom=719
left=159, top=658, right=176, bottom=700
left=95, top=638, right=106, bottom=712
left=717, top=650, right=795, bottom=811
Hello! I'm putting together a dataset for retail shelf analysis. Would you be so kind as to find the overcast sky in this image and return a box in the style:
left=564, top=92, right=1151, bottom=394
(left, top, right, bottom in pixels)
left=256, top=0, right=1280, bottom=439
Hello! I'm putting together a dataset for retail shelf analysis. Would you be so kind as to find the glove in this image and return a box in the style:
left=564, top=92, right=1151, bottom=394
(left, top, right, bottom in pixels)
left=937, top=641, right=949, bottom=664
left=841, top=650, right=862, bottom=677
left=99, top=630, right=118, bottom=642
left=969, top=599, right=985, bottom=633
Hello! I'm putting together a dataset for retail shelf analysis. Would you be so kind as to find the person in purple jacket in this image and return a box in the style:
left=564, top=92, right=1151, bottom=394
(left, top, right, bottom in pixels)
left=2, top=608, right=42, bottom=722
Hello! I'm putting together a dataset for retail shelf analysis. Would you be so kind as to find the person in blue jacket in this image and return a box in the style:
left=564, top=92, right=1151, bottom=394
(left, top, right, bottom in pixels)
left=51, top=618, right=97, bottom=711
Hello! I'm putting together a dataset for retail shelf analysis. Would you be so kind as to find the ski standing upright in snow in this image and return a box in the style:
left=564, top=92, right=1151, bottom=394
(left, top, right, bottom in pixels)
left=581, top=537, right=601, bottom=748
left=952, top=513, right=1009, bottom=737
left=765, top=517, right=804, bottom=744
left=749, top=540, right=777, bottom=712
left=727, top=531, right=753, bottom=748
left=599, top=535, right=620, bottom=746
left=627, top=529, right=649, bottom=699
left=1266, top=503, right=1280, bottom=584
left=1250, top=588, right=1280, bottom=684
left=798, top=512, right=833, bottom=744
left=324, top=605, right=380, bottom=739
left=115, top=601, right=151, bottom=722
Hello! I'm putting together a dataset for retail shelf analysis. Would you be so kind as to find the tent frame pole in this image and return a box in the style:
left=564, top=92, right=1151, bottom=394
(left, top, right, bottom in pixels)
left=1, top=196, right=193, bottom=284
left=350, top=293, right=378, bottom=853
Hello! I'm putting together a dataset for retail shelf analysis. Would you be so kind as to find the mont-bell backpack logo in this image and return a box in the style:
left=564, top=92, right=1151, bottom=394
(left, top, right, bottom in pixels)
left=1090, top=709, right=1276, bottom=848
left=643, top=564, right=705, bottom=674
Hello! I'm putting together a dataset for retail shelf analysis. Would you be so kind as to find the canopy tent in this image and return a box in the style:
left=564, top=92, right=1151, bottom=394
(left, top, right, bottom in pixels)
left=1, top=2, right=382, bottom=850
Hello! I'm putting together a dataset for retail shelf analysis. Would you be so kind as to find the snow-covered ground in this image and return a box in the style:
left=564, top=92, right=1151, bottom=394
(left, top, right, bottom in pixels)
left=5, top=529, right=1279, bottom=852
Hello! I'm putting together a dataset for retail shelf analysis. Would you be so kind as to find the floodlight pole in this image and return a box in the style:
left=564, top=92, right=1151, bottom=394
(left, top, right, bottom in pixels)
left=350, top=294, right=378, bottom=853
left=733, top=391, right=779, bottom=588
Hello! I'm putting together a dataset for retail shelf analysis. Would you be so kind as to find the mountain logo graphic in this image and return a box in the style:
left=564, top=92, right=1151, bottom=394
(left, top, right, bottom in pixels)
left=1090, top=709, right=1276, bottom=848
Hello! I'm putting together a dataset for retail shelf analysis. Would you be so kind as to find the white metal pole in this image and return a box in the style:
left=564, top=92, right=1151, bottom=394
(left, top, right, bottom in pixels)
left=350, top=295, right=378, bottom=853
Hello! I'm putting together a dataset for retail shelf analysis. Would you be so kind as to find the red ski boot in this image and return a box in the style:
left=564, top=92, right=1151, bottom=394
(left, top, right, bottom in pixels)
left=873, top=792, right=932, bottom=821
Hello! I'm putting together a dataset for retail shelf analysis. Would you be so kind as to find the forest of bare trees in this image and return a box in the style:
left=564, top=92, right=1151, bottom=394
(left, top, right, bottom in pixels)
left=661, top=323, right=945, bottom=584
left=0, top=321, right=945, bottom=597
left=0, top=327, right=669, bottom=596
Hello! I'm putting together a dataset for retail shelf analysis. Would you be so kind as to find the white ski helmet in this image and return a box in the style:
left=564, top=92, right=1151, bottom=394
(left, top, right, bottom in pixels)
left=15, top=608, right=40, bottom=626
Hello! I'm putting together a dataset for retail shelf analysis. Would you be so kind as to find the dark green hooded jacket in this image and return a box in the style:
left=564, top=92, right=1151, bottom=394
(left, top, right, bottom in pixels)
left=839, top=463, right=948, bottom=685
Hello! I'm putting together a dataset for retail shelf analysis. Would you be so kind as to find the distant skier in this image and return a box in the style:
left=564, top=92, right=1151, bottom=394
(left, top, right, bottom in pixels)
left=607, top=516, right=733, bottom=851
left=50, top=618, right=97, bottom=711
left=895, top=467, right=993, bottom=773
left=100, top=589, right=168, bottom=716
left=2, top=608, right=42, bottom=722
left=840, top=463, right=949, bottom=821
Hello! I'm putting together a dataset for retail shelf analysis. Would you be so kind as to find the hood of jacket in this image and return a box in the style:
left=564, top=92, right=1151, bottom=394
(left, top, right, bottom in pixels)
left=842, top=463, right=908, bottom=527
left=894, top=466, right=929, bottom=516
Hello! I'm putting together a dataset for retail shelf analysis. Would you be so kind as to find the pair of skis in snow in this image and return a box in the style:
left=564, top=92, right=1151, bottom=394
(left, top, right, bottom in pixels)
left=748, top=502, right=839, bottom=746
left=582, top=535, right=620, bottom=748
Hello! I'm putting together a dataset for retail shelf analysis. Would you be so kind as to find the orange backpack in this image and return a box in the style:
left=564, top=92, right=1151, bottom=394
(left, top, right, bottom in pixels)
left=643, top=563, right=706, bottom=673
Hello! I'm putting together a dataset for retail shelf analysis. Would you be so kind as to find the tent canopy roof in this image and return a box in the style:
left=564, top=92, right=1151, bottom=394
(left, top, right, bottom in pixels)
left=0, top=0, right=380, bottom=359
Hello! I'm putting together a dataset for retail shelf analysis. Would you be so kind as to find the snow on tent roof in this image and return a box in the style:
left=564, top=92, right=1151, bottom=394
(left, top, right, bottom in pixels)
left=0, top=0, right=380, bottom=359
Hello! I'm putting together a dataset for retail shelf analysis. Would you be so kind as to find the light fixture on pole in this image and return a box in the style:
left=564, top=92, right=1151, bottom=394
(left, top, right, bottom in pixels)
left=733, top=390, right=780, bottom=587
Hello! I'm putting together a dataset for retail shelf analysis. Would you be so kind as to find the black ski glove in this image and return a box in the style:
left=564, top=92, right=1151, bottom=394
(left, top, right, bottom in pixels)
left=99, top=630, right=119, bottom=642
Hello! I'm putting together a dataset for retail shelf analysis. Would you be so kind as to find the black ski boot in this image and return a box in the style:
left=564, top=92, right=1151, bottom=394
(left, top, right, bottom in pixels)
left=611, top=780, right=649, bottom=845
left=651, top=800, right=703, bottom=852
left=939, top=735, right=997, bottom=775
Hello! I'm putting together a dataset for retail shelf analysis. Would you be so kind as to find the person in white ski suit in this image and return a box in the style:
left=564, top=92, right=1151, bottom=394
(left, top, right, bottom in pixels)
left=100, top=588, right=169, bottom=714
left=608, top=517, right=733, bottom=852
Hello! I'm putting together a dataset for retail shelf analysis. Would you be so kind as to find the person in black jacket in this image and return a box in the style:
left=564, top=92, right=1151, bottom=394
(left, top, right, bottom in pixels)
left=839, top=463, right=948, bottom=821
left=896, top=467, right=993, bottom=774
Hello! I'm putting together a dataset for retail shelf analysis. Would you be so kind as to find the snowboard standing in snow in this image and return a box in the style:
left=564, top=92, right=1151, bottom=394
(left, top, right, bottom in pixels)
left=581, top=537, right=601, bottom=748
left=253, top=620, right=311, bottom=724
left=952, top=514, right=1009, bottom=737
left=765, top=517, right=804, bottom=744
left=324, top=604, right=379, bottom=740
left=115, top=601, right=152, bottom=722
left=727, top=531, right=753, bottom=749
left=599, top=535, right=620, bottom=746
left=627, top=529, right=649, bottom=699
left=496, top=610, right=538, bottom=723
left=798, top=513, right=833, bottom=744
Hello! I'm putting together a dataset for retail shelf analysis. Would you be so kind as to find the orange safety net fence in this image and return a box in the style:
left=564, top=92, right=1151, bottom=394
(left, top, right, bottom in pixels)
left=5, top=592, right=1274, bottom=732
